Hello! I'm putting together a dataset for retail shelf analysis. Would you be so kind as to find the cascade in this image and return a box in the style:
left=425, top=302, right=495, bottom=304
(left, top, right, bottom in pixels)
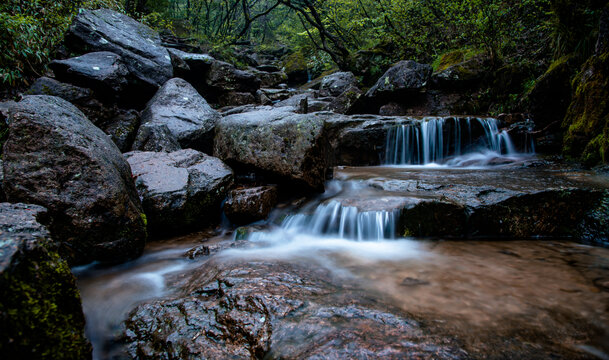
left=252, top=200, right=399, bottom=241
left=385, top=117, right=522, bottom=165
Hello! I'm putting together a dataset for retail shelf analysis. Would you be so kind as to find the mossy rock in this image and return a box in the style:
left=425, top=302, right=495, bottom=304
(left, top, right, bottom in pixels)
left=282, top=52, right=309, bottom=84
left=0, top=203, right=91, bottom=360
left=563, top=51, right=609, bottom=165
left=432, top=48, right=484, bottom=72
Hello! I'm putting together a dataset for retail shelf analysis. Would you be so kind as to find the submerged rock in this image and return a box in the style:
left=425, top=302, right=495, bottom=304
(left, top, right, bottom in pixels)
left=214, top=108, right=330, bottom=190
left=124, top=259, right=467, bottom=359
left=224, top=186, right=278, bottom=224
left=2, top=96, right=146, bottom=264
left=125, top=149, right=233, bottom=235
left=134, top=78, right=220, bottom=154
left=0, top=203, right=91, bottom=360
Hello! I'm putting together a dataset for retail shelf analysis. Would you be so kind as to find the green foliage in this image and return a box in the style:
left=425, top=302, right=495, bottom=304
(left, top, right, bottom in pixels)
left=0, top=0, right=123, bottom=88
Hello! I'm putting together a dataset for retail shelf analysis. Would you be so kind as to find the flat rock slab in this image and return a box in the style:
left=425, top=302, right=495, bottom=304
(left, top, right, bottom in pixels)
left=0, top=203, right=91, bottom=359
left=124, top=258, right=468, bottom=359
left=125, top=149, right=233, bottom=235
left=336, top=165, right=609, bottom=241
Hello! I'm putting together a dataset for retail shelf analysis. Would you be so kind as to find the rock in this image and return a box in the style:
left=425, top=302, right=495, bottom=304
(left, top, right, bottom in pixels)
left=166, top=48, right=191, bottom=78
left=249, top=68, right=288, bottom=88
left=257, top=64, right=281, bottom=72
left=49, top=52, right=129, bottom=100
left=124, top=259, right=467, bottom=359
left=214, top=108, right=330, bottom=190
left=319, top=71, right=358, bottom=97
left=103, top=109, right=140, bottom=152
left=66, top=9, right=173, bottom=94
left=261, top=88, right=298, bottom=102
left=596, top=4, right=609, bottom=55
left=379, top=102, right=407, bottom=116
left=562, top=15, right=609, bottom=166
left=431, top=53, right=488, bottom=88
left=524, top=56, right=576, bottom=132
left=327, top=85, right=363, bottom=114
left=255, top=89, right=272, bottom=105
left=366, top=60, right=432, bottom=99
left=282, top=52, right=309, bottom=85
left=224, top=186, right=278, bottom=224
left=218, top=92, right=256, bottom=107
left=135, top=78, right=220, bottom=154
left=2, top=96, right=146, bottom=265
left=0, top=161, right=5, bottom=202
left=274, top=93, right=329, bottom=112
left=131, top=123, right=182, bottom=153
left=26, top=76, right=93, bottom=103
left=0, top=203, right=91, bottom=359
left=125, top=150, right=233, bottom=235
left=206, top=60, right=261, bottom=93
left=166, top=48, right=214, bottom=90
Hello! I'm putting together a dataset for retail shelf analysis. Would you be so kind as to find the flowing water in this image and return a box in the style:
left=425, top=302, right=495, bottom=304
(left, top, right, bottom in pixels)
left=385, top=117, right=533, bottom=166
left=75, top=122, right=609, bottom=359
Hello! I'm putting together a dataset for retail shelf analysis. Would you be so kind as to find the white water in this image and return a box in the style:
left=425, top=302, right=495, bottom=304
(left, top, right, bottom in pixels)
left=385, top=117, right=529, bottom=166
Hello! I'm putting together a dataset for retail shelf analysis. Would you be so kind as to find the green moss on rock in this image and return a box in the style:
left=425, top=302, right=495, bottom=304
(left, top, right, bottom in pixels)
left=562, top=51, right=609, bottom=165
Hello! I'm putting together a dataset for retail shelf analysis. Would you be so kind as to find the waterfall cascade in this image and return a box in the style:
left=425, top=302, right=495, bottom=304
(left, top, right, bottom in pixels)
left=385, top=117, right=525, bottom=165
left=256, top=201, right=399, bottom=241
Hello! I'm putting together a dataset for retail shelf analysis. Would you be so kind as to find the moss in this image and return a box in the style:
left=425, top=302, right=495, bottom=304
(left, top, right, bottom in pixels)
left=140, top=212, right=148, bottom=227
left=432, top=48, right=483, bottom=72
left=0, top=240, right=90, bottom=359
left=562, top=51, right=609, bottom=164
left=282, top=52, right=308, bottom=74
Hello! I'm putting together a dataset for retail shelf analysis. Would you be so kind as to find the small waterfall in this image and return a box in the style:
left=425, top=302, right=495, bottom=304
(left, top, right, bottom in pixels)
left=385, top=117, right=520, bottom=165
left=280, top=201, right=398, bottom=241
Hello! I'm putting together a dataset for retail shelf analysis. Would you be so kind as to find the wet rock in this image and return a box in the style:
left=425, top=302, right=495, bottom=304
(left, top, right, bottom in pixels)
left=49, top=52, right=129, bottom=100
left=319, top=71, right=358, bottom=97
left=249, top=68, right=288, bottom=88
left=255, top=89, right=272, bottom=105
left=166, top=48, right=191, bottom=78
left=0, top=161, right=5, bottom=202
left=576, top=191, right=609, bottom=248
left=26, top=76, right=93, bottom=103
left=134, top=78, right=220, bottom=154
left=124, top=260, right=467, bottom=360
left=2, top=96, right=146, bottom=264
left=325, top=114, right=406, bottom=166
left=327, top=85, right=363, bottom=114
left=261, top=88, right=298, bottom=102
left=274, top=93, right=329, bottom=112
left=66, top=9, right=173, bottom=93
left=366, top=60, right=432, bottom=99
left=214, top=108, right=330, bottom=190
left=224, top=186, right=278, bottom=224
left=0, top=203, right=91, bottom=360
left=131, top=123, right=181, bottom=152
left=206, top=60, right=260, bottom=93
left=103, top=109, right=140, bottom=152
left=431, top=54, right=488, bottom=88
left=125, top=149, right=233, bottom=235
left=379, top=102, right=407, bottom=116
left=218, top=91, right=256, bottom=107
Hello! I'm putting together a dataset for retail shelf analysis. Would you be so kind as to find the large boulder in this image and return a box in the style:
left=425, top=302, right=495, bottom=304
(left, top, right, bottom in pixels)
left=214, top=108, right=330, bottom=190
left=131, top=123, right=182, bottom=153
left=66, top=9, right=173, bottom=95
left=26, top=76, right=93, bottom=103
left=49, top=52, right=129, bottom=100
left=319, top=71, right=358, bottom=97
left=134, top=78, right=221, bottom=154
left=366, top=60, right=432, bottom=99
left=224, top=186, right=278, bottom=224
left=0, top=203, right=91, bottom=360
left=327, top=85, right=364, bottom=114
left=125, top=150, right=233, bottom=235
left=249, top=68, right=288, bottom=88
left=2, top=96, right=146, bottom=265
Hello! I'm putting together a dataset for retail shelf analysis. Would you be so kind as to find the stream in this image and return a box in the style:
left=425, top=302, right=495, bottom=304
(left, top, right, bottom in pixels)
left=74, top=119, right=609, bottom=359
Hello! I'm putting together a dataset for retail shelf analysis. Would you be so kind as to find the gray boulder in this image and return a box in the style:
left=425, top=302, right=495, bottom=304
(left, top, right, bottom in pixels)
left=224, top=186, right=278, bottom=224
left=214, top=108, right=330, bottom=190
left=134, top=78, right=220, bottom=154
left=206, top=60, right=261, bottom=93
left=131, top=123, right=182, bottom=153
left=49, top=52, right=129, bottom=99
left=320, top=71, right=358, bottom=97
left=2, top=96, right=146, bottom=265
left=0, top=203, right=91, bottom=359
left=66, top=9, right=173, bottom=90
left=125, top=150, right=233, bottom=234
left=26, top=76, right=93, bottom=103
left=366, top=60, right=432, bottom=98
